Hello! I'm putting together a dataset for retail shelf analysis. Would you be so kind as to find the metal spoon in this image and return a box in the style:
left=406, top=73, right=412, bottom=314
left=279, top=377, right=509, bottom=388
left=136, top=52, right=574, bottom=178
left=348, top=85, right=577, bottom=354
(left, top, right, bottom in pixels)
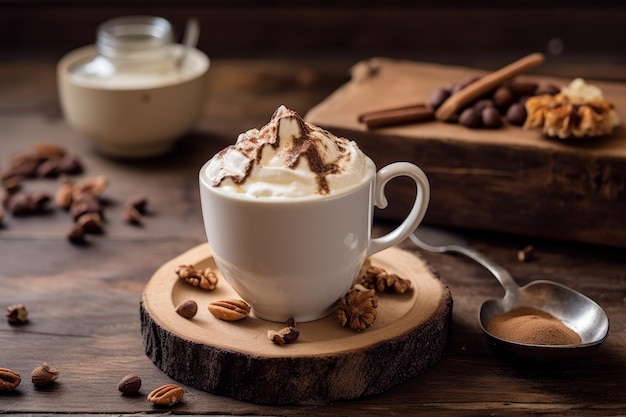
left=410, top=227, right=609, bottom=362
left=176, top=17, right=200, bottom=69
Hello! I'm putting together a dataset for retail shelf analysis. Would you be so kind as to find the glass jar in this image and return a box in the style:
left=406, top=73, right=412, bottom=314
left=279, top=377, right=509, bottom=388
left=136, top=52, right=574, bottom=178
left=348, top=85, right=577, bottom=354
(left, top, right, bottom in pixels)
left=69, top=15, right=179, bottom=85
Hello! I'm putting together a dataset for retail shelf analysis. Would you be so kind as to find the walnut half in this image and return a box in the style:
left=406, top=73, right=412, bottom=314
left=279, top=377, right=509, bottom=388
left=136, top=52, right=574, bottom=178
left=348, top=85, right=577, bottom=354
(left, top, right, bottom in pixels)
left=357, top=265, right=411, bottom=294
left=524, top=78, right=620, bottom=139
left=337, top=284, right=378, bottom=331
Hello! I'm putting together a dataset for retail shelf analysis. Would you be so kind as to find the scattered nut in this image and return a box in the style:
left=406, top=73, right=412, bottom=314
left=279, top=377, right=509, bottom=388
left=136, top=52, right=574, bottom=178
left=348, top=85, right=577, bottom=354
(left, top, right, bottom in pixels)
left=208, top=299, right=250, bottom=321
left=175, top=300, right=198, bottom=319
left=36, top=158, right=60, bottom=178
left=429, top=73, right=563, bottom=130
left=117, top=373, right=142, bottom=395
left=458, top=107, right=482, bottom=128
left=0, top=367, right=21, bottom=391
left=337, top=284, right=378, bottom=331
left=147, top=383, right=184, bottom=406
left=1, top=146, right=149, bottom=247
left=358, top=265, right=411, bottom=294
left=506, top=103, right=527, bottom=126
left=77, top=212, right=105, bottom=234
left=481, top=106, right=503, bottom=129
left=517, top=244, right=536, bottom=262
left=31, top=362, right=59, bottom=387
left=429, top=87, right=451, bottom=110
left=123, top=204, right=141, bottom=225
left=73, top=175, right=108, bottom=199
left=128, top=195, right=149, bottom=215
left=268, top=326, right=300, bottom=345
left=175, top=264, right=218, bottom=290
left=493, top=86, right=515, bottom=109
left=6, top=303, right=28, bottom=325
left=5, top=191, right=51, bottom=216
left=33, top=143, right=66, bottom=160
left=54, top=179, right=74, bottom=209
left=66, top=223, right=87, bottom=245
left=524, top=80, right=620, bottom=139
left=1, top=175, right=22, bottom=194
left=70, top=192, right=102, bottom=221
left=57, top=155, right=83, bottom=175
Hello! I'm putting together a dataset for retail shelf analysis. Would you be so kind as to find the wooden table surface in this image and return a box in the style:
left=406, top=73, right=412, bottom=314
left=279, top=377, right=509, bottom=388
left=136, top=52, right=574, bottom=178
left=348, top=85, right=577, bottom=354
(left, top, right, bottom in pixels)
left=1, top=52, right=625, bottom=416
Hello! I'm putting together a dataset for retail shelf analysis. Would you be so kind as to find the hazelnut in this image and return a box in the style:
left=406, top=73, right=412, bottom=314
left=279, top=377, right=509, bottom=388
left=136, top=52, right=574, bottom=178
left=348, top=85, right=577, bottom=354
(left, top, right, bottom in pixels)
left=493, top=86, right=515, bottom=109
left=472, top=99, right=494, bottom=114
left=506, top=103, right=527, bottom=126
left=429, top=88, right=451, bottom=110
left=458, top=107, right=482, bottom=128
left=481, top=106, right=503, bottom=129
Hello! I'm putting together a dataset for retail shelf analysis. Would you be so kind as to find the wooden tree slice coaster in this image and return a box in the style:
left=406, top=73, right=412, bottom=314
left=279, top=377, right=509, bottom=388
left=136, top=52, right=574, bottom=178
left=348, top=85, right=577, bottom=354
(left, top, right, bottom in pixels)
left=141, top=243, right=452, bottom=405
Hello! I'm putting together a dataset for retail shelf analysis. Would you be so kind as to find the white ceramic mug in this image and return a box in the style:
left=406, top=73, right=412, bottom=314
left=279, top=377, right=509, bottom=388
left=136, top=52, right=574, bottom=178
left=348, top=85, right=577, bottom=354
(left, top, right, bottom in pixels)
left=199, top=157, right=430, bottom=322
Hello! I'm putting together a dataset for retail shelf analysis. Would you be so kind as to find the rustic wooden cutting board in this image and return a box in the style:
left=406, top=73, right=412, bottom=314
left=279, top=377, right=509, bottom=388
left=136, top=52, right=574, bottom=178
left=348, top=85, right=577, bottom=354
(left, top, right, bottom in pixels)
left=305, top=58, right=626, bottom=248
left=141, top=243, right=452, bottom=405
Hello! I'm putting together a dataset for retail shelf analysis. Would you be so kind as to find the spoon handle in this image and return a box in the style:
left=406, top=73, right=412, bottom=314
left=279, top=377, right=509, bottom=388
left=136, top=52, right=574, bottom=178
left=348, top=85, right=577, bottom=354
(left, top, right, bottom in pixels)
left=176, top=18, right=200, bottom=68
left=409, top=233, right=521, bottom=294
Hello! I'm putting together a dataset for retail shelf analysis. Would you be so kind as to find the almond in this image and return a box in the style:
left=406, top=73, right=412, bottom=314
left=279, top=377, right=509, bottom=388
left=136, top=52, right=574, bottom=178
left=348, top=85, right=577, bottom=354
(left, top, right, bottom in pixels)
left=175, top=300, right=198, bottom=319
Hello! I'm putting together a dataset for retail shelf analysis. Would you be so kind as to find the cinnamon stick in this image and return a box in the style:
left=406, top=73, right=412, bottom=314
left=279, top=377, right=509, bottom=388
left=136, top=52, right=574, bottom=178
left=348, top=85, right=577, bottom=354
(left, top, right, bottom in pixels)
left=358, top=104, right=434, bottom=129
left=435, top=52, right=545, bottom=121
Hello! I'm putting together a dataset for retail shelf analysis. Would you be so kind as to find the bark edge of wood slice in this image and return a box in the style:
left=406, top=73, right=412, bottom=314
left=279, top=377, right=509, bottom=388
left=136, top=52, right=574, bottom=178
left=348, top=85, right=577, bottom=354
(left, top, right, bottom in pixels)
left=141, top=243, right=452, bottom=405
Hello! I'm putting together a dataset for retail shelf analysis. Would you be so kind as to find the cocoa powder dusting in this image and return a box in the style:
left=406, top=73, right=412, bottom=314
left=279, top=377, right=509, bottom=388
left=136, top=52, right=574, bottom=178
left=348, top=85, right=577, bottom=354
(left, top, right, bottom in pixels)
left=486, top=306, right=581, bottom=346
left=209, top=105, right=354, bottom=194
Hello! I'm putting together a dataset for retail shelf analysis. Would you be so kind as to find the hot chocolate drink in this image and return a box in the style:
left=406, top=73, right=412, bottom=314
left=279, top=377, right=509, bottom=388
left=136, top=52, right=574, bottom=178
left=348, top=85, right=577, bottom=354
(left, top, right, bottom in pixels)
left=205, top=105, right=373, bottom=198
left=199, top=105, right=430, bottom=322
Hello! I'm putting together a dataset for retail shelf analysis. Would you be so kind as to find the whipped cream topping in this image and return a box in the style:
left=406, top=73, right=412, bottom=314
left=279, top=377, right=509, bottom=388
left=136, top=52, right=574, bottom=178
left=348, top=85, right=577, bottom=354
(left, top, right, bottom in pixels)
left=205, top=105, right=372, bottom=198
left=560, top=78, right=604, bottom=102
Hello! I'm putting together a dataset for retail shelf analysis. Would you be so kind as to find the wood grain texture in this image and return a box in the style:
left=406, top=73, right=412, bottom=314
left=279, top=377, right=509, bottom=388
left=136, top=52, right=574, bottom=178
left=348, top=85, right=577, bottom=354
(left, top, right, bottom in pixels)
left=141, top=244, right=452, bottom=404
left=306, top=58, right=626, bottom=248
left=0, top=52, right=625, bottom=416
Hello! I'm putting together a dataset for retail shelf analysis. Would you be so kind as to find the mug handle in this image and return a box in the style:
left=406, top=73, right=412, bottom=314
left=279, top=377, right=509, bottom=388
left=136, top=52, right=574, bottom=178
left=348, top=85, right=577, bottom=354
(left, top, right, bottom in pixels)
left=366, top=162, right=430, bottom=257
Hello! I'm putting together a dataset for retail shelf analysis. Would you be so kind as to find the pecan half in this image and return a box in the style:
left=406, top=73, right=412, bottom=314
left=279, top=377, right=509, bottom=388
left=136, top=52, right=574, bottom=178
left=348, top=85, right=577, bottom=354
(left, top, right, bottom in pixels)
left=208, top=299, right=250, bottom=321
left=0, top=367, right=21, bottom=391
left=147, top=383, right=184, bottom=406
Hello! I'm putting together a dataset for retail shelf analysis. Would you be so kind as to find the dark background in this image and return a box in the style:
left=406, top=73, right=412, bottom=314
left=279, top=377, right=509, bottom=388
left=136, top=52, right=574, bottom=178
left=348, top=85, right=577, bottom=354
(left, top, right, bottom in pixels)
left=1, top=1, right=625, bottom=79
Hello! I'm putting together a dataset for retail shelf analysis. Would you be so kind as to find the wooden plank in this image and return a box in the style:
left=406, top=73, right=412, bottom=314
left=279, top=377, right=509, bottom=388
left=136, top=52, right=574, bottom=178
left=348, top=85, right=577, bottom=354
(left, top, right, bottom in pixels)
left=0, top=53, right=625, bottom=416
left=305, top=58, right=626, bottom=247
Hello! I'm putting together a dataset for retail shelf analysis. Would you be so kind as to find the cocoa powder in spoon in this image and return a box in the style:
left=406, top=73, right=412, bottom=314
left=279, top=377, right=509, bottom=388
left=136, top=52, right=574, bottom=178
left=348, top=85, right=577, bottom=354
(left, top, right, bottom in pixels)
left=486, top=306, right=581, bottom=346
